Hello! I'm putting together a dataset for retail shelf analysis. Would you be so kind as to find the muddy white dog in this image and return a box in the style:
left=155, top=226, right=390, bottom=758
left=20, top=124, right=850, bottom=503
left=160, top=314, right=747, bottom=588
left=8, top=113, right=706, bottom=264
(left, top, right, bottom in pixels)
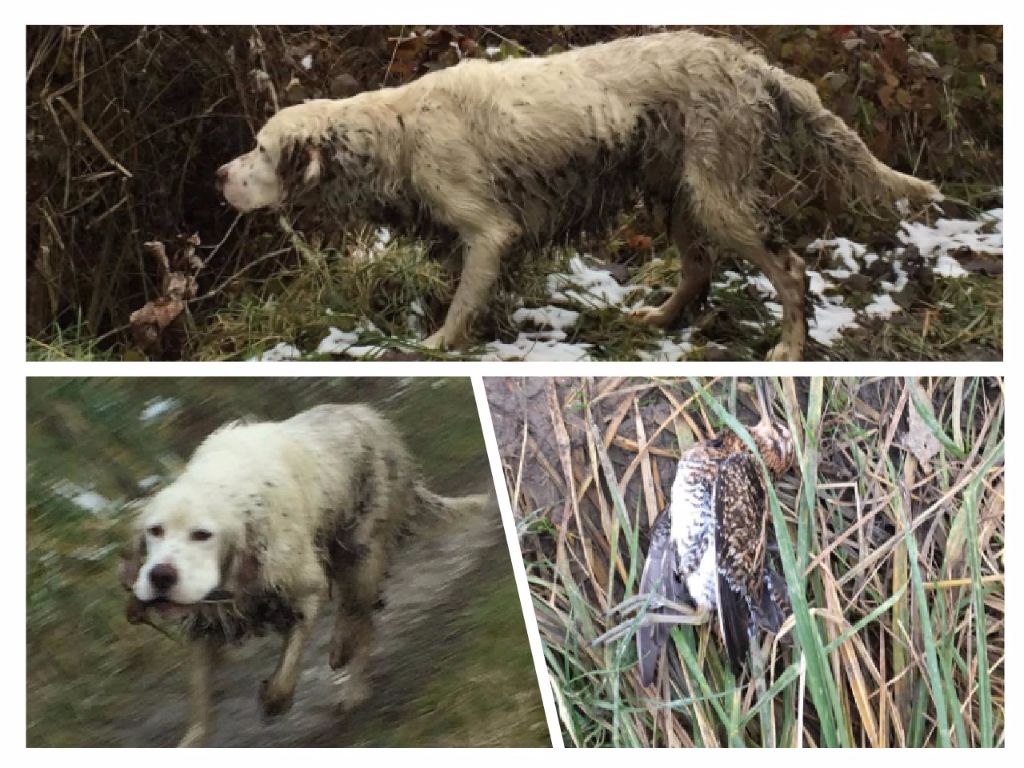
left=216, top=30, right=939, bottom=360
left=120, top=404, right=488, bottom=747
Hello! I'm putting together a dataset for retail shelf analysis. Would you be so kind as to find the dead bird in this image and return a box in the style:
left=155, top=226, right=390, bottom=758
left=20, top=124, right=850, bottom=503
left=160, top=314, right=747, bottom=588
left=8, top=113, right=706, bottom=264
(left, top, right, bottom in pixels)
left=597, top=379, right=794, bottom=684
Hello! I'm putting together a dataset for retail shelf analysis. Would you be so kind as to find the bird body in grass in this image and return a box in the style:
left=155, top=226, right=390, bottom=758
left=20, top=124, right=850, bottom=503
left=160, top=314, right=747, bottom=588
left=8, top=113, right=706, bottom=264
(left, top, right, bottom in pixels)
left=635, top=382, right=794, bottom=685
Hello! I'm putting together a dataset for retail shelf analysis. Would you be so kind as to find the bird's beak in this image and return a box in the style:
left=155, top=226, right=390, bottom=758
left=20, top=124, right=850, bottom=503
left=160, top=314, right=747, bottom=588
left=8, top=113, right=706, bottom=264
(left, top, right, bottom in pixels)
left=753, top=378, right=772, bottom=423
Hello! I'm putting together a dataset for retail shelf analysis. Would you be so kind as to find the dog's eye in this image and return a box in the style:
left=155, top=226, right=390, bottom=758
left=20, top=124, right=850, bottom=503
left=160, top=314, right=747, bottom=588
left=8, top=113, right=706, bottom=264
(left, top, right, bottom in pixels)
left=191, top=529, right=214, bottom=542
left=147, top=525, right=164, bottom=538
left=258, top=144, right=267, bottom=154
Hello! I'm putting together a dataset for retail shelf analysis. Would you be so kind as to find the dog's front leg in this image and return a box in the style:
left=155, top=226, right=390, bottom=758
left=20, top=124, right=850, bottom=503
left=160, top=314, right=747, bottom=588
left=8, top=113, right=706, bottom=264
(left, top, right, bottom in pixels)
left=178, top=637, right=218, bottom=747
left=423, top=227, right=513, bottom=350
left=259, top=593, right=323, bottom=718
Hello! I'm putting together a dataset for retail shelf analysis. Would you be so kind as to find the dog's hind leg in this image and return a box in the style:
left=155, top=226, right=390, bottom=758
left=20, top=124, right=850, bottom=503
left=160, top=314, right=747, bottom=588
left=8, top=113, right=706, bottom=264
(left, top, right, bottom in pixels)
left=686, top=168, right=807, bottom=361
left=327, top=543, right=388, bottom=710
left=178, top=637, right=218, bottom=747
left=633, top=204, right=713, bottom=328
left=259, top=592, right=323, bottom=718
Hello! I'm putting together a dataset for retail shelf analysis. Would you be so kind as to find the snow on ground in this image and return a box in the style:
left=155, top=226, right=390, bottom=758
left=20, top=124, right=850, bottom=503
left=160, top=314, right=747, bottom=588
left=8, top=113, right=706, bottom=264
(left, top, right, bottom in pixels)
left=253, top=342, right=303, bottom=362
left=548, top=255, right=649, bottom=309
left=246, top=209, right=1000, bottom=360
left=482, top=334, right=593, bottom=362
left=864, top=293, right=901, bottom=319
left=510, top=306, right=580, bottom=332
left=52, top=479, right=112, bottom=514
left=636, top=332, right=696, bottom=362
left=317, top=319, right=389, bottom=359
left=138, top=397, right=179, bottom=422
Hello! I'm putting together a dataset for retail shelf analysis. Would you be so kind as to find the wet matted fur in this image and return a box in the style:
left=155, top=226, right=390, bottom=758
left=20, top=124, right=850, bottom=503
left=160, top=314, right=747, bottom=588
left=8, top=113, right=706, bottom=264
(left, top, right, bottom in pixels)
left=119, top=403, right=489, bottom=746
left=216, top=30, right=940, bottom=360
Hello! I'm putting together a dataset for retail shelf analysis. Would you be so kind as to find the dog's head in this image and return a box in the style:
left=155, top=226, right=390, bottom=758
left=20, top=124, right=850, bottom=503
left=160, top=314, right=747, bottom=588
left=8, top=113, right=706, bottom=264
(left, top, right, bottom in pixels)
left=215, top=97, right=397, bottom=213
left=121, top=483, right=260, bottom=621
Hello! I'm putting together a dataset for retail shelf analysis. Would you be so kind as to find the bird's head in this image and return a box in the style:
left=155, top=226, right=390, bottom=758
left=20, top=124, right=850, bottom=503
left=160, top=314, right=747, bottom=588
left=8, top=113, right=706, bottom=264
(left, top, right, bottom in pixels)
left=749, top=378, right=795, bottom=477
left=749, top=418, right=795, bottom=477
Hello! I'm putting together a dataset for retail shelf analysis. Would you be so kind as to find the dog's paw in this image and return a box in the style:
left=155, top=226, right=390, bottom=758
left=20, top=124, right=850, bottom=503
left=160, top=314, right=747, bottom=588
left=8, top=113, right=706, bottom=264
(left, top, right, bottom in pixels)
left=631, top=305, right=675, bottom=329
left=177, top=725, right=208, bottom=748
left=421, top=331, right=447, bottom=350
left=259, top=678, right=295, bottom=718
left=766, top=341, right=803, bottom=361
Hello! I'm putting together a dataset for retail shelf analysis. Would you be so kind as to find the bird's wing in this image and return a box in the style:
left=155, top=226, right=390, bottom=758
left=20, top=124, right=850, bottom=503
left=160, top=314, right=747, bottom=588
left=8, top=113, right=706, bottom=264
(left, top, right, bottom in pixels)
left=714, top=451, right=767, bottom=675
left=636, top=505, right=687, bottom=686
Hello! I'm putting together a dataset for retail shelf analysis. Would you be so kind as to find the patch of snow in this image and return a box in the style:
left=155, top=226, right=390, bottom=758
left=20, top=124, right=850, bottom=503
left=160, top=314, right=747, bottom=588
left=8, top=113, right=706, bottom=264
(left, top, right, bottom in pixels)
left=637, top=333, right=694, bottom=361
left=981, top=208, right=1003, bottom=232
left=880, top=261, right=909, bottom=292
left=52, top=480, right=111, bottom=514
left=934, top=255, right=968, bottom=278
left=764, top=301, right=784, bottom=320
left=899, top=215, right=1003, bottom=258
left=547, top=255, right=648, bottom=309
left=406, top=300, right=426, bottom=337
left=720, top=270, right=744, bottom=285
left=746, top=273, right=776, bottom=297
left=316, top=319, right=389, bottom=359
left=254, top=342, right=302, bottom=362
left=807, top=237, right=867, bottom=272
left=342, top=345, right=388, bottom=360
left=864, top=293, right=901, bottom=319
left=485, top=45, right=501, bottom=57
left=139, top=397, right=179, bottom=422
left=806, top=269, right=831, bottom=297
left=301, top=54, right=313, bottom=70
left=809, top=299, right=858, bottom=346
left=511, top=306, right=580, bottom=332
left=482, top=336, right=593, bottom=362
left=71, top=490, right=110, bottom=513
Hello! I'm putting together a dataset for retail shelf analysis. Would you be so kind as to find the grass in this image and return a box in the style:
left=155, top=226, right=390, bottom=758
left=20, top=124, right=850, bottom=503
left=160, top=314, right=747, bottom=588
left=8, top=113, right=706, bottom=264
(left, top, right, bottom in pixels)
left=129, top=217, right=1000, bottom=363
left=359, top=569, right=551, bottom=747
left=494, top=377, right=1004, bottom=747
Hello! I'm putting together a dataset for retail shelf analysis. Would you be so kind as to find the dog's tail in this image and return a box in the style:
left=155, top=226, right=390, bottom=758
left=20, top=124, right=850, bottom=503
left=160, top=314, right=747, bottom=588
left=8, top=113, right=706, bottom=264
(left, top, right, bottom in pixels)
left=766, top=66, right=941, bottom=208
left=409, top=480, right=493, bottom=527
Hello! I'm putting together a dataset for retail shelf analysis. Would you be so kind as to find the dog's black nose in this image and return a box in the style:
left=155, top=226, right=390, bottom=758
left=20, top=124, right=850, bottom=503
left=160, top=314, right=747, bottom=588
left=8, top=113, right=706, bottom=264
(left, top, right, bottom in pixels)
left=149, top=563, right=178, bottom=592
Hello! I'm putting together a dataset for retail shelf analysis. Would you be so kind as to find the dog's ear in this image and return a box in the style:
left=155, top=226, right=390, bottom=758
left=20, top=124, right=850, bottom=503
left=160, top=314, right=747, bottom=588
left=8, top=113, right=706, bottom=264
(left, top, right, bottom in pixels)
left=119, top=531, right=145, bottom=591
left=221, top=523, right=261, bottom=599
left=278, top=138, right=323, bottom=198
left=120, top=531, right=149, bottom=624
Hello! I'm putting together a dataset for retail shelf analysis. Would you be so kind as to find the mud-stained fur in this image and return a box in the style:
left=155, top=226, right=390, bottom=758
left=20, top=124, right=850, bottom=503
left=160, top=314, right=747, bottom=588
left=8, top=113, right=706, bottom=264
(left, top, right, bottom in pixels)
left=120, top=403, right=489, bottom=747
left=216, top=30, right=940, bottom=360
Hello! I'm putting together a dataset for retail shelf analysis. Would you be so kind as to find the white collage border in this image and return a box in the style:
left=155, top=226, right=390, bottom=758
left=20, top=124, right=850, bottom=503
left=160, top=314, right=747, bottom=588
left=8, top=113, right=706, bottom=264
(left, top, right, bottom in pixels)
left=8, top=1, right=1015, bottom=761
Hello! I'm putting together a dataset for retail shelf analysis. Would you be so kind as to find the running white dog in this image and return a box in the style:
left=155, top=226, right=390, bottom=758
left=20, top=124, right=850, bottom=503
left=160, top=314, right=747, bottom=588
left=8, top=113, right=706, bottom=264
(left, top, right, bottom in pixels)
left=120, top=404, right=488, bottom=746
